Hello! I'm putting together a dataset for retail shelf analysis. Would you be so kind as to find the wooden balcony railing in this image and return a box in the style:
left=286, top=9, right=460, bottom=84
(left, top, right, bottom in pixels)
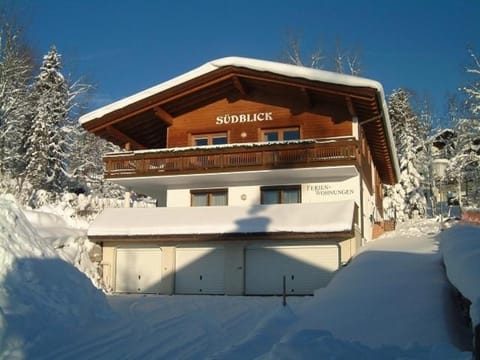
left=103, top=139, right=361, bottom=178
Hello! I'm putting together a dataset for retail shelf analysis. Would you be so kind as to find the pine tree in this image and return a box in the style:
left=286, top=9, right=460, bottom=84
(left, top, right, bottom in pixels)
left=384, top=89, right=427, bottom=220
left=23, top=46, right=70, bottom=193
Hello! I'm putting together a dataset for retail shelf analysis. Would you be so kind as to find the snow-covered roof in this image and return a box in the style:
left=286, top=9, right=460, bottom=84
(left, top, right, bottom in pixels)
left=79, top=57, right=385, bottom=126
left=79, top=56, right=400, bottom=182
left=88, top=200, right=355, bottom=238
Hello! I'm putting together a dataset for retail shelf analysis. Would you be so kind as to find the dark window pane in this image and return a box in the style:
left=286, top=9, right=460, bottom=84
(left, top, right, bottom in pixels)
left=212, top=136, right=227, bottom=145
left=283, top=130, right=300, bottom=141
left=264, top=132, right=279, bottom=142
left=195, top=138, right=208, bottom=146
left=283, top=189, right=300, bottom=203
left=211, top=192, right=227, bottom=206
left=192, top=193, right=208, bottom=206
left=262, top=189, right=280, bottom=204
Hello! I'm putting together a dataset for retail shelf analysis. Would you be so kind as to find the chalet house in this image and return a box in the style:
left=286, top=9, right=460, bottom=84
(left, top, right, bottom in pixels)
left=80, top=57, right=400, bottom=295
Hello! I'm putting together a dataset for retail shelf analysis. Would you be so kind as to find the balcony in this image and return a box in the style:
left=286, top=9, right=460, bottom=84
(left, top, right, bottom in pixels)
left=103, top=138, right=362, bottom=179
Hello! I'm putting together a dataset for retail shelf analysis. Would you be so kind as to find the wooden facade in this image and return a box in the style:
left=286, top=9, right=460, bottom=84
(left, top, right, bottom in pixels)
left=166, top=94, right=352, bottom=147
left=82, top=61, right=398, bottom=186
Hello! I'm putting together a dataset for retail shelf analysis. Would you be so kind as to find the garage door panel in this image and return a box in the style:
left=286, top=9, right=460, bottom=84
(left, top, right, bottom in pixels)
left=175, top=247, right=224, bottom=294
left=116, top=248, right=163, bottom=293
left=246, top=245, right=339, bottom=295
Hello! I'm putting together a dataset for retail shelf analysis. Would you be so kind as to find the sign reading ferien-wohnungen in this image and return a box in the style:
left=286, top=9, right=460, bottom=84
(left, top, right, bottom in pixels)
left=303, top=183, right=356, bottom=202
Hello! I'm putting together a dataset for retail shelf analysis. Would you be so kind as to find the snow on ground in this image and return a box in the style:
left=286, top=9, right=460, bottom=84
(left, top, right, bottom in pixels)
left=439, top=223, right=480, bottom=327
left=211, top=220, right=472, bottom=360
left=0, top=195, right=112, bottom=359
left=0, top=196, right=476, bottom=359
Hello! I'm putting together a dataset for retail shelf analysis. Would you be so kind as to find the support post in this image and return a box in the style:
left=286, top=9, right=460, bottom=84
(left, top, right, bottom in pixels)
left=124, top=191, right=131, bottom=208
left=282, top=275, right=287, bottom=307
left=475, top=323, right=480, bottom=360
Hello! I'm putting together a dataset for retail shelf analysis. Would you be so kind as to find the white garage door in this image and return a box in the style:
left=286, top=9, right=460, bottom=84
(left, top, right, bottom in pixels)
left=115, top=247, right=163, bottom=293
left=245, top=244, right=339, bottom=295
left=175, top=246, right=224, bottom=294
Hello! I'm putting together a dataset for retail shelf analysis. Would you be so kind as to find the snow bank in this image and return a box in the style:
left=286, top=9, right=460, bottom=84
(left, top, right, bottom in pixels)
left=0, top=195, right=112, bottom=358
left=24, top=208, right=104, bottom=288
left=439, top=224, right=480, bottom=326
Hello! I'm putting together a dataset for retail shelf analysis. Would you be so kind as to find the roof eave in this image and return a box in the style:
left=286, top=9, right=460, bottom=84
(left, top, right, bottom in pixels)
left=88, top=230, right=355, bottom=243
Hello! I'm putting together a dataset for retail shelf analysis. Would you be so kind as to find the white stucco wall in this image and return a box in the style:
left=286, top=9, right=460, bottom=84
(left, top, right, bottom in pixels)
left=164, top=177, right=371, bottom=241
left=361, top=179, right=375, bottom=243
left=166, top=189, right=191, bottom=207
left=167, top=179, right=361, bottom=209
left=167, top=186, right=261, bottom=207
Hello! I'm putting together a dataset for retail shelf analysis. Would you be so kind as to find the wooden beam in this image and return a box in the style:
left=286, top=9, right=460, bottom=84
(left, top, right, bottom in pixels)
left=359, top=114, right=383, bottom=125
left=232, top=76, right=247, bottom=96
left=236, top=71, right=376, bottom=102
left=300, top=87, right=312, bottom=107
left=105, top=126, right=146, bottom=150
left=88, top=73, right=237, bottom=133
left=153, top=106, right=174, bottom=126
left=345, top=96, right=356, bottom=117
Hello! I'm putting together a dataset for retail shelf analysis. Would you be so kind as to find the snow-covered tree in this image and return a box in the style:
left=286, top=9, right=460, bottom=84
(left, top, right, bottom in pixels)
left=384, top=89, right=428, bottom=220
left=444, top=51, right=480, bottom=205
left=463, top=50, right=480, bottom=116
left=0, top=15, right=33, bottom=178
left=68, top=126, right=124, bottom=197
left=23, top=46, right=71, bottom=193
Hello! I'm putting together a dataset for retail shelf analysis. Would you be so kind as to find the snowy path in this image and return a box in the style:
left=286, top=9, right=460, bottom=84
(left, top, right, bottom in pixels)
left=25, top=220, right=472, bottom=359
left=36, top=295, right=304, bottom=360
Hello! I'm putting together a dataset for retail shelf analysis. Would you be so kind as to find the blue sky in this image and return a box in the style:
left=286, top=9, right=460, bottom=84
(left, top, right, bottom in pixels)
left=19, top=0, right=480, bottom=118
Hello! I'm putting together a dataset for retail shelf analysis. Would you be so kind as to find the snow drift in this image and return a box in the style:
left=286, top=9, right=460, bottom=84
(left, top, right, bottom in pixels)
left=440, top=224, right=480, bottom=327
left=0, top=195, right=112, bottom=358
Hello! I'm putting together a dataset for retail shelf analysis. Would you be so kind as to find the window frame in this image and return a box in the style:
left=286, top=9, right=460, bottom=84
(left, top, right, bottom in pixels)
left=191, top=132, right=228, bottom=146
left=261, top=127, right=300, bottom=142
left=190, top=188, right=228, bottom=207
left=260, top=185, right=301, bottom=204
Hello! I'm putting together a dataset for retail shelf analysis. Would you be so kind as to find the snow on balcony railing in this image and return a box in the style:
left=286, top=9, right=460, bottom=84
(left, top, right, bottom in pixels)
left=103, top=138, right=360, bottom=178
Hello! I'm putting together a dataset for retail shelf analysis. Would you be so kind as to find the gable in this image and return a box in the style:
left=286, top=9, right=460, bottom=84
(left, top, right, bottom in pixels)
left=80, top=57, right=399, bottom=184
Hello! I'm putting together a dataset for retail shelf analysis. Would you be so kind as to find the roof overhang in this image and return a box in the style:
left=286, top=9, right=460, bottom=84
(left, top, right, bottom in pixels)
left=80, top=57, right=400, bottom=184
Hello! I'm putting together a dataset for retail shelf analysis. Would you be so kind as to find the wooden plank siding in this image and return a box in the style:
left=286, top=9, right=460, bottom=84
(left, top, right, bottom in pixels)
left=167, top=97, right=352, bottom=148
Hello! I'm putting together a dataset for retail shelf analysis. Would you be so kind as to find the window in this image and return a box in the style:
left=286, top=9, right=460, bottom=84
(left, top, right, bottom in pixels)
left=262, top=128, right=300, bottom=142
left=191, top=189, right=228, bottom=206
left=192, top=133, right=228, bottom=146
left=261, top=186, right=301, bottom=204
